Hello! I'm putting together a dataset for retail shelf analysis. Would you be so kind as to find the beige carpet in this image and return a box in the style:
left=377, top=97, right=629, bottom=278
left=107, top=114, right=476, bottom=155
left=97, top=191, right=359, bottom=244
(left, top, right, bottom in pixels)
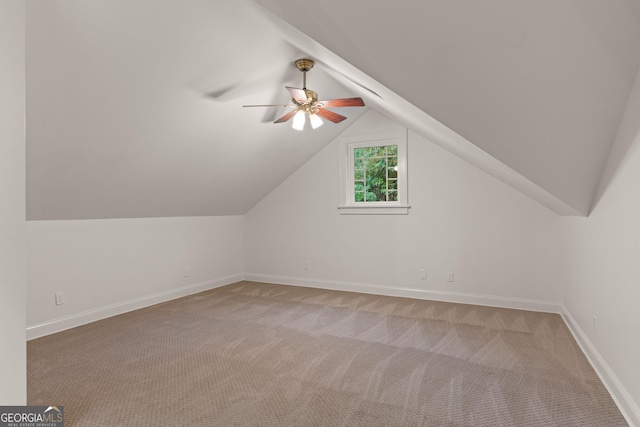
left=28, top=281, right=627, bottom=426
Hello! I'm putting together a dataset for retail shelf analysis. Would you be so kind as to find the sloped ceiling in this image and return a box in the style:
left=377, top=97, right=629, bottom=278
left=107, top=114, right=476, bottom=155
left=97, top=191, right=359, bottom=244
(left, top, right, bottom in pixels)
left=26, top=0, right=640, bottom=219
left=25, top=0, right=368, bottom=220
left=256, top=0, right=640, bottom=216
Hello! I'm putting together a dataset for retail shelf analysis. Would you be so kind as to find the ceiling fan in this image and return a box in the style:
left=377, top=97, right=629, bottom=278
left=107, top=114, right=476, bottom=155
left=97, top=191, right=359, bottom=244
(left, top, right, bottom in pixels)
left=243, top=58, right=365, bottom=130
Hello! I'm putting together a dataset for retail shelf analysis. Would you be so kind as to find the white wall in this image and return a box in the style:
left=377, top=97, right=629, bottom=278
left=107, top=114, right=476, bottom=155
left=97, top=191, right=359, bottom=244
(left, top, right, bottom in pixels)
left=26, top=216, right=244, bottom=338
left=0, top=0, right=26, bottom=404
left=245, top=111, right=562, bottom=311
left=561, top=66, right=640, bottom=424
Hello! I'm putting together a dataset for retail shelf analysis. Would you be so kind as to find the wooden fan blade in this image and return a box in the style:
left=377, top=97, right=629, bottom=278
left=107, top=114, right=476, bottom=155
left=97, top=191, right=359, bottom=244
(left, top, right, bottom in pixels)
left=286, top=86, right=308, bottom=104
left=318, top=97, right=365, bottom=108
left=274, top=109, right=299, bottom=124
left=316, top=108, right=347, bottom=123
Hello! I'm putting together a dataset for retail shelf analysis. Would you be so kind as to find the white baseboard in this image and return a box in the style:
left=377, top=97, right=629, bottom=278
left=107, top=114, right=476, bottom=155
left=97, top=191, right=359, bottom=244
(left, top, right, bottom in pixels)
left=562, top=308, right=640, bottom=427
left=244, top=273, right=563, bottom=314
left=26, top=273, right=243, bottom=340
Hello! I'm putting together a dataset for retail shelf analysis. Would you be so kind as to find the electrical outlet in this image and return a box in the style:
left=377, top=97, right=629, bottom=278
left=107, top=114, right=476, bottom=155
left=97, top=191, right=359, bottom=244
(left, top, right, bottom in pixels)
left=420, top=269, right=427, bottom=279
left=593, top=316, right=598, bottom=334
left=184, top=267, right=190, bottom=278
left=447, top=272, right=454, bottom=282
left=304, top=261, right=310, bottom=270
left=55, top=291, right=64, bottom=306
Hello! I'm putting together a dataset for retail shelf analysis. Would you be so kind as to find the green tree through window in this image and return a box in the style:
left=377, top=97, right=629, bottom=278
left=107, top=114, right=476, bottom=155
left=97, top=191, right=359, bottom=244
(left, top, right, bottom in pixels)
left=354, top=145, right=398, bottom=202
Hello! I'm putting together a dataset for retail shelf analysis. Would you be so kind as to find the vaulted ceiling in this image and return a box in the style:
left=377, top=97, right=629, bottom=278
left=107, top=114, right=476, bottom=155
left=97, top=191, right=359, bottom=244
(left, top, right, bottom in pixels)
left=26, top=0, right=640, bottom=220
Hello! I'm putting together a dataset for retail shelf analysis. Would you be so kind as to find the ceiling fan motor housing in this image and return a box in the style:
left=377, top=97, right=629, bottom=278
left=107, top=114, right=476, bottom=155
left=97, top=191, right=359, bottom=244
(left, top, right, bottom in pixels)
left=303, top=89, right=318, bottom=105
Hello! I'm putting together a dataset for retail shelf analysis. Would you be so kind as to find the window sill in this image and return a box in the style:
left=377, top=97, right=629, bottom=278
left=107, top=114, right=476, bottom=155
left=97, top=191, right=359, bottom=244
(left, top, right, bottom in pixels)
left=337, top=205, right=410, bottom=215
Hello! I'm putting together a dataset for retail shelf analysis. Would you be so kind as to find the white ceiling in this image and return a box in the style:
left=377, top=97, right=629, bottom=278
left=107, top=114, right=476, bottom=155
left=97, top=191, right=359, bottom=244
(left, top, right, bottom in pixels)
left=25, top=0, right=368, bottom=219
left=26, top=0, right=640, bottom=219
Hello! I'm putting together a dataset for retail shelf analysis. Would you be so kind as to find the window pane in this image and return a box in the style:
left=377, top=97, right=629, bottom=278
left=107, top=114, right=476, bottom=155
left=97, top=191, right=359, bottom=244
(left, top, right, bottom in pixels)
left=353, top=144, right=402, bottom=204
left=366, top=158, right=382, bottom=168
left=367, top=177, right=384, bottom=200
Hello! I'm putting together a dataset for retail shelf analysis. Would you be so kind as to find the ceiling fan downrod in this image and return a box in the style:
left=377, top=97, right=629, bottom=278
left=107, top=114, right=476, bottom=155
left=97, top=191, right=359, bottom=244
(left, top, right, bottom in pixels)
left=295, top=58, right=314, bottom=90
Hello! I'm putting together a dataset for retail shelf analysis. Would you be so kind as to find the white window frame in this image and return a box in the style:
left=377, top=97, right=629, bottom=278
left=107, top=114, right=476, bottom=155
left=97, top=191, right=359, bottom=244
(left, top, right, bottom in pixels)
left=338, top=131, right=409, bottom=215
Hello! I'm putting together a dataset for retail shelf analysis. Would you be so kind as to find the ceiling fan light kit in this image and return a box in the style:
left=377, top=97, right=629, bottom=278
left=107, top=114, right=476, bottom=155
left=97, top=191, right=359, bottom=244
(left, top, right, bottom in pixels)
left=309, top=112, right=323, bottom=129
left=292, top=110, right=306, bottom=130
left=243, top=58, right=365, bottom=130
